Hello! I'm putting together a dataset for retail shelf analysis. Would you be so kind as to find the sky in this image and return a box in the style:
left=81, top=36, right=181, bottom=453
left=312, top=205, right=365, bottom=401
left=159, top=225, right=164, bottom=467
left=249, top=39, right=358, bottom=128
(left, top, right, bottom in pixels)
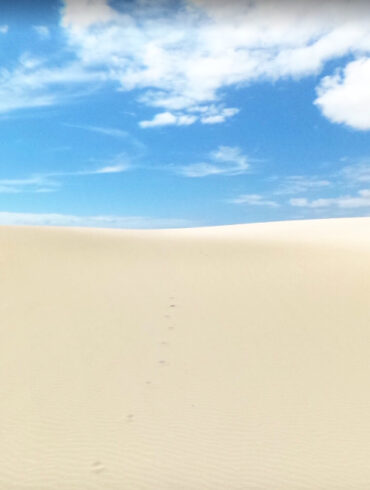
left=0, top=0, right=370, bottom=228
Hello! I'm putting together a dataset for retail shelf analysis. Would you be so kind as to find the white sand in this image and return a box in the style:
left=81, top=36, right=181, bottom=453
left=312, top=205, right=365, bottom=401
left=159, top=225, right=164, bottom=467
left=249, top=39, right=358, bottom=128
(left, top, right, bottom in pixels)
left=0, top=217, right=370, bottom=489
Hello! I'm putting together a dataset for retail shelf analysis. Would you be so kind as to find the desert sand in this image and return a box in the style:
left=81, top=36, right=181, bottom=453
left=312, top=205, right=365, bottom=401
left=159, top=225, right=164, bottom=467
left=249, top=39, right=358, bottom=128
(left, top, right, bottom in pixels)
left=0, top=217, right=370, bottom=489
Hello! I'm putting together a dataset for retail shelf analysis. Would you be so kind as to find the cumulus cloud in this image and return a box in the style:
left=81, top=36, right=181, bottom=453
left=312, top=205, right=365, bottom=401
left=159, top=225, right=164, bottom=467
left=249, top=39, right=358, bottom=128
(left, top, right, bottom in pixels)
left=0, top=211, right=191, bottom=229
left=61, top=0, right=116, bottom=29
left=230, top=194, right=279, bottom=207
left=56, top=0, right=370, bottom=128
left=0, top=0, right=370, bottom=127
left=177, top=145, right=249, bottom=177
left=315, top=57, right=370, bottom=130
left=290, top=189, right=370, bottom=208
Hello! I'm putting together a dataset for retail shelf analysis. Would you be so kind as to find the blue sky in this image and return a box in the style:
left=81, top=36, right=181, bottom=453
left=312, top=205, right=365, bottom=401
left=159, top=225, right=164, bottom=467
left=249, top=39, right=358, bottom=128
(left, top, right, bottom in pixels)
left=0, top=0, right=370, bottom=228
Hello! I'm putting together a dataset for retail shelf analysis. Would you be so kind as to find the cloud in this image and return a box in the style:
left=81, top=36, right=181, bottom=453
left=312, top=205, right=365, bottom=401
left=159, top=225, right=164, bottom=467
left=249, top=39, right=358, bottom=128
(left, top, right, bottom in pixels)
left=91, top=164, right=128, bottom=174
left=0, top=25, right=8, bottom=34
left=61, top=0, right=116, bottom=29
left=290, top=189, right=370, bottom=208
left=273, top=175, right=332, bottom=194
left=230, top=194, right=279, bottom=207
left=139, top=105, right=238, bottom=127
left=315, top=57, right=370, bottom=130
left=0, top=160, right=129, bottom=194
left=33, top=26, right=50, bottom=38
left=340, top=161, right=370, bottom=183
left=65, top=123, right=128, bottom=138
left=177, top=145, right=249, bottom=177
left=139, top=111, right=197, bottom=128
left=0, top=53, right=106, bottom=114
left=49, top=160, right=130, bottom=178
left=200, top=107, right=239, bottom=124
left=0, top=211, right=191, bottom=229
left=0, top=176, right=59, bottom=194
left=64, top=123, right=145, bottom=149
left=1, top=0, right=369, bottom=126
left=56, top=0, right=370, bottom=127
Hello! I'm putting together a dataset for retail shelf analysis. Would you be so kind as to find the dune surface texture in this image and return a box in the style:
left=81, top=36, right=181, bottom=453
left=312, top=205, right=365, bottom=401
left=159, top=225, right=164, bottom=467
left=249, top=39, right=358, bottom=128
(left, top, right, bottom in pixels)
left=1, top=217, right=370, bottom=489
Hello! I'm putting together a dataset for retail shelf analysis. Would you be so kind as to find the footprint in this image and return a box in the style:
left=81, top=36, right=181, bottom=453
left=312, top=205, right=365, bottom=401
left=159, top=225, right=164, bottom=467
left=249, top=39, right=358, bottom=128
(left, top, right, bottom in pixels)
left=91, top=461, right=105, bottom=474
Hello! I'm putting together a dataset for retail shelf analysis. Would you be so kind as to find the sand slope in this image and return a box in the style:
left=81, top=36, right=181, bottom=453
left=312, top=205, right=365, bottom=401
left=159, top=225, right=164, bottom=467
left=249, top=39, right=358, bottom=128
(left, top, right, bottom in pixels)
left=0, top=218, right=370, bottom=489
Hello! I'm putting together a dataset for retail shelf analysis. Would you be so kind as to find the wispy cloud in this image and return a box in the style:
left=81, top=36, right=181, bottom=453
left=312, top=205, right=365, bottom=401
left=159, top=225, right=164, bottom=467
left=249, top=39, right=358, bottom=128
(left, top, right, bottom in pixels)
left=339, top=161, right=370, bottom=183
left=230, top=194, right=279, bottom=207
left=0, top=25, right=8, bottom=34
left=69, top=124, right=130, bottom=139
left=91, top=164, right=128, bottom=174
left=0, top=211, right=192, bottom=229
left=177, top=145, right=249, bottom=177
left=0, top=176, right=59, bottom=194
left=290, top=189, right=370, bottom=209
left=0, top=53, right=106, bottom=114
left=273, top=175, right=332, bottom=195
left=0, top=160, right=129, bottom=194
left=33, top=26, right=50, bottom=38
left=64, top=123, right=144, bottom=150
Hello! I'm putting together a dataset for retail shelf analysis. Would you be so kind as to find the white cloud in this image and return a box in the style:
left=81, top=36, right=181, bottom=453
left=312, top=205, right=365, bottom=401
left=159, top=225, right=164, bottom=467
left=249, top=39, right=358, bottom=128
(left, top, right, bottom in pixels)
left=139, top=111, right=197, bottom=127
left=177, top=145, right=249, bottom=177
left=315, top=57, right=370, bottom=130
left=0, top=176, right=59, bottom=194
left=64, top=124, right=145, bottom=149
left=0, top=160, right=129, bottom=194
left=33, top=26, right=50, bottom=38
left=340, top=161, right=370, bottom=183
left=0, top=211, right=191, bottom=229
left=274, top=175, right=332, bottom=194
left=1, top=0, right=370, bottom=125
left=200, top=107, right=239, bottom=124
left=139, top=105, right=238, bottom=127
left=0, top=25, right=8, bottom=34
left=230, top=194, right=279, bottom=207
left=66, top=123, right=129, bottom=139
left=58, top=0, right=370, bottom=127
left=140, top=112, right=177, bottom=128
left=92, top=164, right=128, bottom=174
left=290, top=189, right=370, bottom=208
left=0, top=55, right=106, bottom=114
left=61, top=0, right=116, bottom=29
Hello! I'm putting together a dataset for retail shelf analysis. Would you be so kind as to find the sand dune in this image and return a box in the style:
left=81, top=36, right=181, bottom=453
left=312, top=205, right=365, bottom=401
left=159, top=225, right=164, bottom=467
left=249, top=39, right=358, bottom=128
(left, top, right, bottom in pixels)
left=0, top=217, right=370, bottom=489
